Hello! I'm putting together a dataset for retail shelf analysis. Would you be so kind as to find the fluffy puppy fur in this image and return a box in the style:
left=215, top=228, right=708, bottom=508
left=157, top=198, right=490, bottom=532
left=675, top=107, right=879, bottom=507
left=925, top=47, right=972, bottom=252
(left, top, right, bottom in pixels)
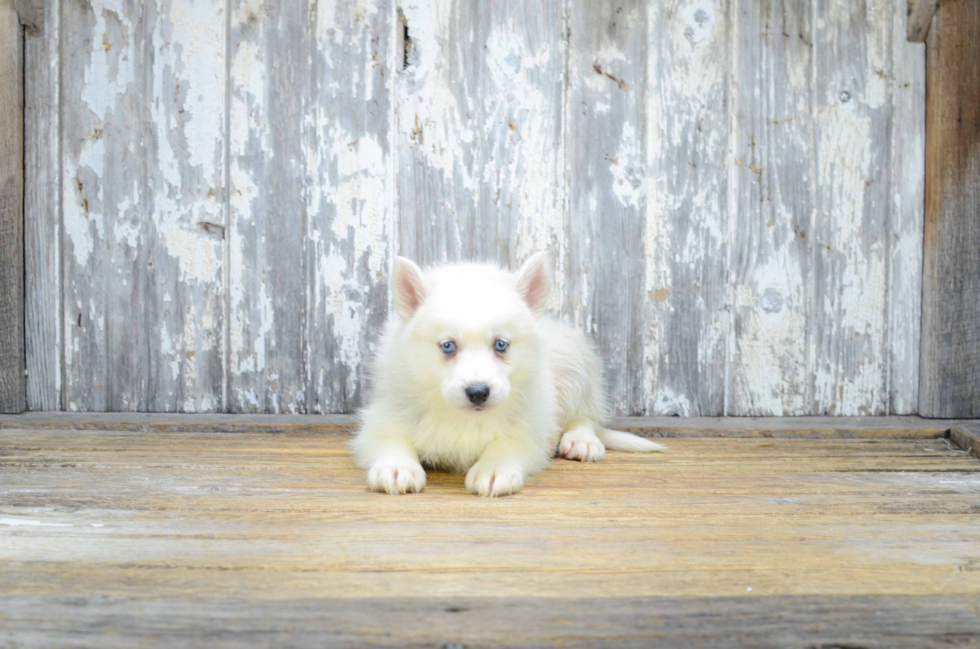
left=351, top=252, right=666, bottom=497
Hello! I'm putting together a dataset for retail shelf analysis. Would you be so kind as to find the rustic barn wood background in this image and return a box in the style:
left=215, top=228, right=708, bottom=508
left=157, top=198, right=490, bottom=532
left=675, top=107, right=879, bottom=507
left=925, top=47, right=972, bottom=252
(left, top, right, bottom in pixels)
left=23, top=0, right=926, bottom=416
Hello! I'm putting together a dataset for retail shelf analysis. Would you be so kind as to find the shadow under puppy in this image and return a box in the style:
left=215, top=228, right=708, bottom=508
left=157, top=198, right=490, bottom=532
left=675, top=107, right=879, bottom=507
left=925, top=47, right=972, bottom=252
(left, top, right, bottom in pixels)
left=352, top=252, right=666, bottom=497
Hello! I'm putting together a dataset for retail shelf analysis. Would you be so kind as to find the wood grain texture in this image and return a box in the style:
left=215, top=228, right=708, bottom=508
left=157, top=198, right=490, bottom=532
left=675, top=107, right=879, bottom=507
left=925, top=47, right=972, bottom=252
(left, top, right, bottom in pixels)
left=22, top=1, right=927, bottom=416
left=729, top=0, right=813, bottom=416
left=0, top=426, right=978, bottom=646
left=1, top=595, right=979, bottom=648
left=303, top=0, right=394, bottom=414
left=396, top=0, right=565, bottom=269
left=949, top=424, right=980, bottom=459
left=59, top=0, right=226, bottom=412
left=226, top=0, right=310, bottom=414
left=563, top=1, right=647, bottom=416
left=0, top=0, right=25, bottom=414
left=810, top=0, right=894, bottom=416
left=643, top=0, right=731, bottom=416
left=23, top=0, right=60, bottom=411
left=0, top=411, right=361, bottom=433
left=227, top=0, right=393, bottom=414
left=142, top=0, right=227, bottom=412
left=1, top=412, right=971, bottom=438
left=919, top=0, right=980, bottom=418
left=607, top=414, right=960, bottom=438
left=61, top=0, right=148, bottom=411
left=889, top=0, right=926, bottom=415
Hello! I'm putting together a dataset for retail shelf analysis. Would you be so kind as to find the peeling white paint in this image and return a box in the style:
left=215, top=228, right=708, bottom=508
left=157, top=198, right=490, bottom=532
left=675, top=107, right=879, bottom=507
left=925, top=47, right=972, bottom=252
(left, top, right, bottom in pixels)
left=80, top=5, right=135, bottom=122
left=41, top=0, right=923, bottom=417
left=64, top=137, right=107, bottom=268
left=641, top=0, right=730, bottom=415
left=814, top=94, right=888, bottom=415
left=310, top=129, right=389, bottom=389
left=732, top=251, right=809, bottom=415
left=678, top=0, right=718, bottom=50
left=399, top=0, right=464, bottom=179
left=651, top=387, right=693, bottom=417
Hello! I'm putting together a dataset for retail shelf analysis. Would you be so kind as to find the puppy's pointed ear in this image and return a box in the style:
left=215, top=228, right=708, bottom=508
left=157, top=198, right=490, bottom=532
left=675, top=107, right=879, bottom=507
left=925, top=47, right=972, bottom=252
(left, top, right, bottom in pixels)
left=393, top=256, right=427, bottom=321
left=515, top=252, right=551, bottom=314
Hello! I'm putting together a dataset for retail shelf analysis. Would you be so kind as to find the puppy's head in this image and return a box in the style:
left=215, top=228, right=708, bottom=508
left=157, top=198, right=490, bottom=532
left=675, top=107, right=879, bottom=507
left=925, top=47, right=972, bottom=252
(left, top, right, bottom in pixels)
left=392, top=252, right=550, bottom=414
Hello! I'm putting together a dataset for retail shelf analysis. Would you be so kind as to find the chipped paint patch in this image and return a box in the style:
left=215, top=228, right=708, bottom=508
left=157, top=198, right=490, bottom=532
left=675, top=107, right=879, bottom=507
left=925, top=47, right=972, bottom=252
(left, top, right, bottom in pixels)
left=80, top=5, right=135, bottom=121
left=611, top=122, right=643, bottom=209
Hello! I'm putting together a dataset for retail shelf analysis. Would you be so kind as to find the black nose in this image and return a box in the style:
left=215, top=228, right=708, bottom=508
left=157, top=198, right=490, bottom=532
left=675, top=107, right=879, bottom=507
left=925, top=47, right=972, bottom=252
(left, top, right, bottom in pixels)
left=465, top=385, right=490, bottom=405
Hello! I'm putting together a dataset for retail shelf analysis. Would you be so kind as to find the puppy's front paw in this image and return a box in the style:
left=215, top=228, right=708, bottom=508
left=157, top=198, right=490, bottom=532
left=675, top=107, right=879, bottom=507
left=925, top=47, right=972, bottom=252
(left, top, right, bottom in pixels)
left=559, top=429, right=606, bottom=462
left=465, top=462, right=525, bottom=497
left=366, top=459, right=427, bottom=494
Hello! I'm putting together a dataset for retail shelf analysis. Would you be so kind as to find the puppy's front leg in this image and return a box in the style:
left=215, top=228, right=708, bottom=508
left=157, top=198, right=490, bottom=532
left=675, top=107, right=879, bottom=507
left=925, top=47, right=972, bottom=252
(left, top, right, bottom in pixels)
left=352, top=423, right=426, bottom=495
left=465, top=437, right=550, bottom=498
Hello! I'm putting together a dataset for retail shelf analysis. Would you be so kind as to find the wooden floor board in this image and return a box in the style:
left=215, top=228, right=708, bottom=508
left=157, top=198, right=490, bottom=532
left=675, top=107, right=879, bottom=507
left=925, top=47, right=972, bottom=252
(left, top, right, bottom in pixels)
left=1, top=413, right=972, bottom=438
left=1, top=422, right=979, bottom=646
left=2, top=595, right=980, bottom=649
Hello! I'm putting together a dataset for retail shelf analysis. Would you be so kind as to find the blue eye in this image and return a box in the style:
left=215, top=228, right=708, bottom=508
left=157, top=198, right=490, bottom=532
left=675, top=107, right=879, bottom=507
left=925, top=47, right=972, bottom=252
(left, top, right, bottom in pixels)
left=440, top=341, right=456, bottom=354
left=494, top=339, right=509, bottom=353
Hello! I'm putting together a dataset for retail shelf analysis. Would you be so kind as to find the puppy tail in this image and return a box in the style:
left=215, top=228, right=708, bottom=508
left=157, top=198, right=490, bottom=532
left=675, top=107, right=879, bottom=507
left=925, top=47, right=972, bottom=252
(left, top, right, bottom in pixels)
left=597, top=428, right=668, bottom=453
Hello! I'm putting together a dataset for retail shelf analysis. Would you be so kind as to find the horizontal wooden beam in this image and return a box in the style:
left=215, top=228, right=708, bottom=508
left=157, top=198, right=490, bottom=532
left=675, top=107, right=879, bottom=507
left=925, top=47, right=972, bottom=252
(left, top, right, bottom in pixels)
left=2, top=413, right=977, bottom=439
left=607, top=416, right=962, bottom=439
left=0, top=412, right=360, bottom=434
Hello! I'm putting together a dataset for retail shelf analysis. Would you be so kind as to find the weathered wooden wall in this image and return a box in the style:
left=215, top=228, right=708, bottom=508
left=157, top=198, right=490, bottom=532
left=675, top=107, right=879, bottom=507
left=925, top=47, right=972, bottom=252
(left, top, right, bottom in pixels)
left=24, top=0, right=925, bottom=416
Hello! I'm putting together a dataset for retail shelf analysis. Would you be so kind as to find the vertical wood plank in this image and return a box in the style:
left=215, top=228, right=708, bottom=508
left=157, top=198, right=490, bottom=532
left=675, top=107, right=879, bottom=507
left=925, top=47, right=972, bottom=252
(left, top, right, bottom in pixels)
left=142, top=0, right=226, bottom=411
left=0, top=0, right=25, bottom=413
left=228, top=0, right=393, bottom=414
left=888, top=0, right=924, bottom=414
left=305, top=0, right=394, bottom=413
left=729, top=0, right=814, bottom=416
left=24, top=0, right=60, bottom=411
left=227, top=0, right=310, bottom=413
left=642, top=0, right=731, bottom=416
left=810, top=0, right=893, bottom=416
left=919, top=0, right=980, bottom=418
left=61, top=0, right=226, bottom=412
left=61, top=0, right=149, bottom=411
left=565, top=1, right=647, bottom=415
left=395, top=0, right=565, bottom=269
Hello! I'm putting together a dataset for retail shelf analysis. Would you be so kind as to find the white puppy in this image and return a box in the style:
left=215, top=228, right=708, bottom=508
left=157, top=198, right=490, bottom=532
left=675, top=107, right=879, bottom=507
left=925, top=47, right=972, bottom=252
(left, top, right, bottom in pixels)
left=351, top=252, right=666, bottom=497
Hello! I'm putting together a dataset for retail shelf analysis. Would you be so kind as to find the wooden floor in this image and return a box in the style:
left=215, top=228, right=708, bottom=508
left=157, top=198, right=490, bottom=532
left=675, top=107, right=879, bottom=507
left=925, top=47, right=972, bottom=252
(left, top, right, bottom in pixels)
left=1, top=416, right=980, bottom=647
